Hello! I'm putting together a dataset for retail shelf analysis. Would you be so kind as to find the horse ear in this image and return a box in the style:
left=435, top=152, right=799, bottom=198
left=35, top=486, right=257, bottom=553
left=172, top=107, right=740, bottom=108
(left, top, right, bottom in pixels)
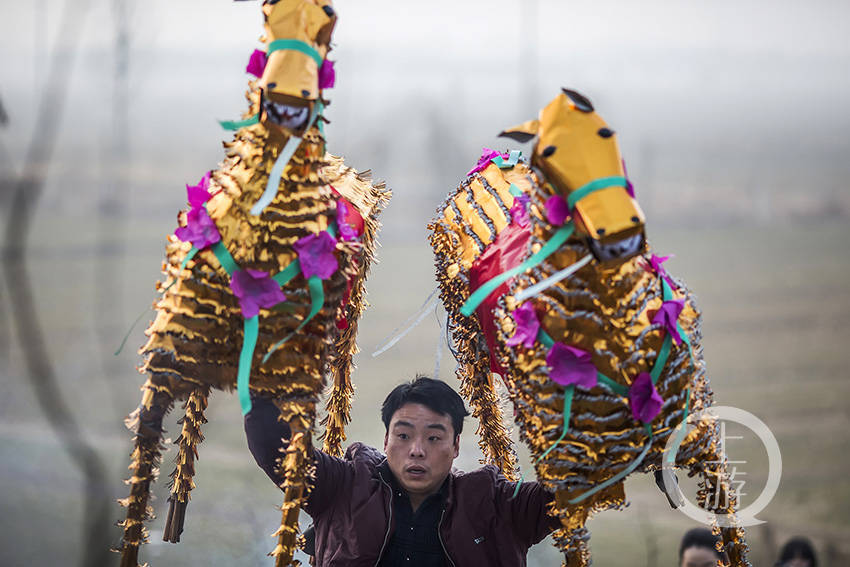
left=561, top=88, right=594, bottom=112
left=498, top=119, right=539, bottom=143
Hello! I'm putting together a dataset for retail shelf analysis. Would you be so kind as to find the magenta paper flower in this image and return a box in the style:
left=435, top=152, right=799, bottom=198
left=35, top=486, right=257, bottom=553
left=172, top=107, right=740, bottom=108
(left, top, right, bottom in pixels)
left=336, top=200, right=358, bottom=241
left=546, top=343, right=598, bottom=389
left=230, top=269, right=287, bottom=318
left=246, top=49, right=267, bottom=78
left=652, top=298, right=686, bottom=345
left=186, top=172, right=212, bottom=207
left=649, top=254, right=671, bottom=276
left=175, top=206, right=221, bottom=249
left=294, top=230, right=338, bottom=279
left=175, top=172, right=218, bottom=248
left=319, top=59, right=336, bottom=89
left=506, top=301, right=540, bottom=349
left=510, top=194, right=530, bottom=228
left=629, top=372, right=664, bottom=423
left=467, top=148, right=508, bottom=176
left=545, top=195, right=569, bottom=226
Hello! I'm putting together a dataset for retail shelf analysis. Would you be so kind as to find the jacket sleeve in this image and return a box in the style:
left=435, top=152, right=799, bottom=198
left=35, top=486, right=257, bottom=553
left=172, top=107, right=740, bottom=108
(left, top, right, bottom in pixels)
left=493, top=470, right=560, bottom=547
left=243, top=394, right=353, bottom=518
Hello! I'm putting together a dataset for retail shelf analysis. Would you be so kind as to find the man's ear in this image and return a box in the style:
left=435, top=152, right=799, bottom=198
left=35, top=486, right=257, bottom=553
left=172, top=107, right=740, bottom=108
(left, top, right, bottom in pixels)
left=383, top=431, right=389, bottom=451
left=499, top=119, right=539, bottom=143
left=453, top=435, right=460, bottom=458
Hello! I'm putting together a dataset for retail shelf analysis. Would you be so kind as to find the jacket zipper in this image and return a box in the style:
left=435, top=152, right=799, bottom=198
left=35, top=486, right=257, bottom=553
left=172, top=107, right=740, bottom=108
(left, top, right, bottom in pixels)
left=374, top=472, right=393, bottom=567
left=437, top=508, right=457, bottom=567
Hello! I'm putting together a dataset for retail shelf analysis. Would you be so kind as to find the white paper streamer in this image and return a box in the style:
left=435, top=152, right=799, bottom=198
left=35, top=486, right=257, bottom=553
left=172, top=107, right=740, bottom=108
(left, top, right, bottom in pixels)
left=514, top=254, right=593, bottom=302
left=371, top=287, right=439, bottom=357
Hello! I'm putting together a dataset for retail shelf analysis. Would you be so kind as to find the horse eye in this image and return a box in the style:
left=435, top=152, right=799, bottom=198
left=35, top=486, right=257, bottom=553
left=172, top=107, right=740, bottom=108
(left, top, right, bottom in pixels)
left=323, top=5, right=335, bottom=16
left=597, top=128, right=614, bottom=138
left=542, top=145, right=557, bottom=157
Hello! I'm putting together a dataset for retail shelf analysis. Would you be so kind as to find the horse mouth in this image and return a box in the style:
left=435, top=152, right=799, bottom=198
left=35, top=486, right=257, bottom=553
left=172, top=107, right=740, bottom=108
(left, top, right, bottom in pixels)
left=262, top=97, right=310, bottom=131
left=587, top=232, right=644, bottom=263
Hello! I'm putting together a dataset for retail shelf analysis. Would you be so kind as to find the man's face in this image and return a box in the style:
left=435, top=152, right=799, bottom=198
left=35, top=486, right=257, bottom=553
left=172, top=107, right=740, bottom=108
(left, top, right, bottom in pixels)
left=383, top=402, right=459, bottom=503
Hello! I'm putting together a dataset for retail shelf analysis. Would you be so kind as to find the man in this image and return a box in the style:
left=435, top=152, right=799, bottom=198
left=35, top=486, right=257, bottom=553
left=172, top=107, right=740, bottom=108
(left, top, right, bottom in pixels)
left=244, top=376, right=558, bottom=566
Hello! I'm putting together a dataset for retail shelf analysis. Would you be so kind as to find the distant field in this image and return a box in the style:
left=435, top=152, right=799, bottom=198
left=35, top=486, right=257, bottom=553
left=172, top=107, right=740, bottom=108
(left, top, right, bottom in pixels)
left=1, top=218, right=848, bottom=566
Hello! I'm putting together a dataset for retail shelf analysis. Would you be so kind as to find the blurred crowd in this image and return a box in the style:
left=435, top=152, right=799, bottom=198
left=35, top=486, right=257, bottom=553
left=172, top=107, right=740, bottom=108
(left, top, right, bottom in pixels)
left=678, top=528, right=817, bottom=567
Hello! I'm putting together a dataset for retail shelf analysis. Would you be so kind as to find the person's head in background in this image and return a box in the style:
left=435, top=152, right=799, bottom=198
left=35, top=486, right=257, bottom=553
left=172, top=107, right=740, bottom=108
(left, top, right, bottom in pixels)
left=776, top=536, right=818, bottom=567
left=679, top=527, right=724, bottom=567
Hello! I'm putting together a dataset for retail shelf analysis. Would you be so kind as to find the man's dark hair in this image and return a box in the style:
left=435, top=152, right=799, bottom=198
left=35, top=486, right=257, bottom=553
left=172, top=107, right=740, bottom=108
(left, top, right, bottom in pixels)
left=381, top=376, right=470, bottom=437
left=679, top=527, right=723, bottom=560
left=778, top=537, right=818, bottom=567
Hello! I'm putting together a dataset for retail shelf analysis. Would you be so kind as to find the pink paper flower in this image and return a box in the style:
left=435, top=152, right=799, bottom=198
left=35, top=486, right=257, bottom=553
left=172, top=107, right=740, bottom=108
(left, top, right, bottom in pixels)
left=175, top=172, right=219, bottom=249
left=175, top=206, right=221, bottom=250
left=319, top=59, right=335, bottom=89
left=546, top=343, right=598, bottom=389
left=246, top=49, right=267, bottom=78
left=652, top=298, right=686, bottom=345
left=230, top=268, right=287, bottom=318
left=510, top=194, right=530, bottom=228
left=649, top=253, right=678, bottom=289
left=186, top=172, right=212, bottom=207
left=629, top=372, right=664, bottom=423
left=649, top=254, right=671, bottom=276
left=506, top=301, right=540, bottom=349
left=467, top=148, right=508, bottom=177
left=545, top=195, right=569, bottom=226
left=294, top=230, right=338, bottom=279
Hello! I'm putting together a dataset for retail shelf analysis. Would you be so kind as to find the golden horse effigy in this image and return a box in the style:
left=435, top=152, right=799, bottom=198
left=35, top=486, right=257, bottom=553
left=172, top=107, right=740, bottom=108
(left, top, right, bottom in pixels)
left=117, top=2, right=389, bottom=566
left=429, top=89, right=750, bottom=566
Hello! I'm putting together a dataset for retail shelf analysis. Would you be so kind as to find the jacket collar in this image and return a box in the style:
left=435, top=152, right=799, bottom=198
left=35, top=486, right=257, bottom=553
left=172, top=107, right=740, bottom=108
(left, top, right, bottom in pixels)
left=376, top=459, right=454, bottom=509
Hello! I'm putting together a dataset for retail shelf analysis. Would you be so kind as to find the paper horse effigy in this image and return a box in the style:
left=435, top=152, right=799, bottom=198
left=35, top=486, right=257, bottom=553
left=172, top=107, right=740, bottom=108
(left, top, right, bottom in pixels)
left=429, top=89, right=750, bottom=567
left=117, top=2, right=389, bottom=566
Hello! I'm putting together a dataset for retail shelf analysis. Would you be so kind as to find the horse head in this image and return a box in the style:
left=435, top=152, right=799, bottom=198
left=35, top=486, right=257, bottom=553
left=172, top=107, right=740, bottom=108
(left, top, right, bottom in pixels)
left=500, top=88, right=646, bottom=264
left=258, top=0, right=337, bottom=138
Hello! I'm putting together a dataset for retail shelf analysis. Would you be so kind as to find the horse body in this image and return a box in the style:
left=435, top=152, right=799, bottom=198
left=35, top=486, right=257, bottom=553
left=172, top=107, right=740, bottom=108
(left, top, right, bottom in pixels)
left=430, top=90, right=750, bottom=566
left=118, top=2, right=388, bottom=566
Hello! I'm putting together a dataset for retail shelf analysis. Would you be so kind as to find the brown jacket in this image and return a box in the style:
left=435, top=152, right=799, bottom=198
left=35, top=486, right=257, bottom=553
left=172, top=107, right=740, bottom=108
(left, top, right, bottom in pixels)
left=303, top=443, right=556, bottom=566
left=244, top=400, right=557, bottom=566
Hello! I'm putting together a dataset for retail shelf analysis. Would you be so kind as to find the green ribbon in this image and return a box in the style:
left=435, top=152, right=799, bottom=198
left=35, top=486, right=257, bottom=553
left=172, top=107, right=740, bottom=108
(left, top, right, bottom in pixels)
left=508, top=183, right=523, bottom=197
left=210, top=241, right=238, bottom=276
left=238, top=315, right=259, bottom=415
left=267, top=39, right=324, bottom=67
left=219, top=113, right=260, bottom=131
left=567, top=176, right=628, bottom=210
left=262, top=274, right=324, bottom=363
left=272, top=261, right=301, bottom=287
left=491, top=150, right=521, bottom=169
left=250, top=100, right=324, bottom=216
left=114, top=246, right=199, bottom=356
left=664, top=387, right=691, bottom=466
left=460, top=223, right=575, bottom=317
left=596, top=372, right=628, bottom=397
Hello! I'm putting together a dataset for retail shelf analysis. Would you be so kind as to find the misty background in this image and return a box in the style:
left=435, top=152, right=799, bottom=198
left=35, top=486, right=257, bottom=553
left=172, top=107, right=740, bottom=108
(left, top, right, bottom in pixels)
left=1, top=0, right=849, bottom=566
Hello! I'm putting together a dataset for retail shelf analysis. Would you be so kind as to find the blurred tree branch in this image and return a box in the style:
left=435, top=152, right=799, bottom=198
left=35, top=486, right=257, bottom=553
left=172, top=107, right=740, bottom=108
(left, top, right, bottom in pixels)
left=1, top=1, right=113, bottom=566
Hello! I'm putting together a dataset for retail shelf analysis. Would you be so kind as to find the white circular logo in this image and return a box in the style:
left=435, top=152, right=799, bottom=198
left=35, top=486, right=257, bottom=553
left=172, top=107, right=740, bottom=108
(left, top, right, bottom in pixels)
left=661, top=406, right=782, bottom=527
